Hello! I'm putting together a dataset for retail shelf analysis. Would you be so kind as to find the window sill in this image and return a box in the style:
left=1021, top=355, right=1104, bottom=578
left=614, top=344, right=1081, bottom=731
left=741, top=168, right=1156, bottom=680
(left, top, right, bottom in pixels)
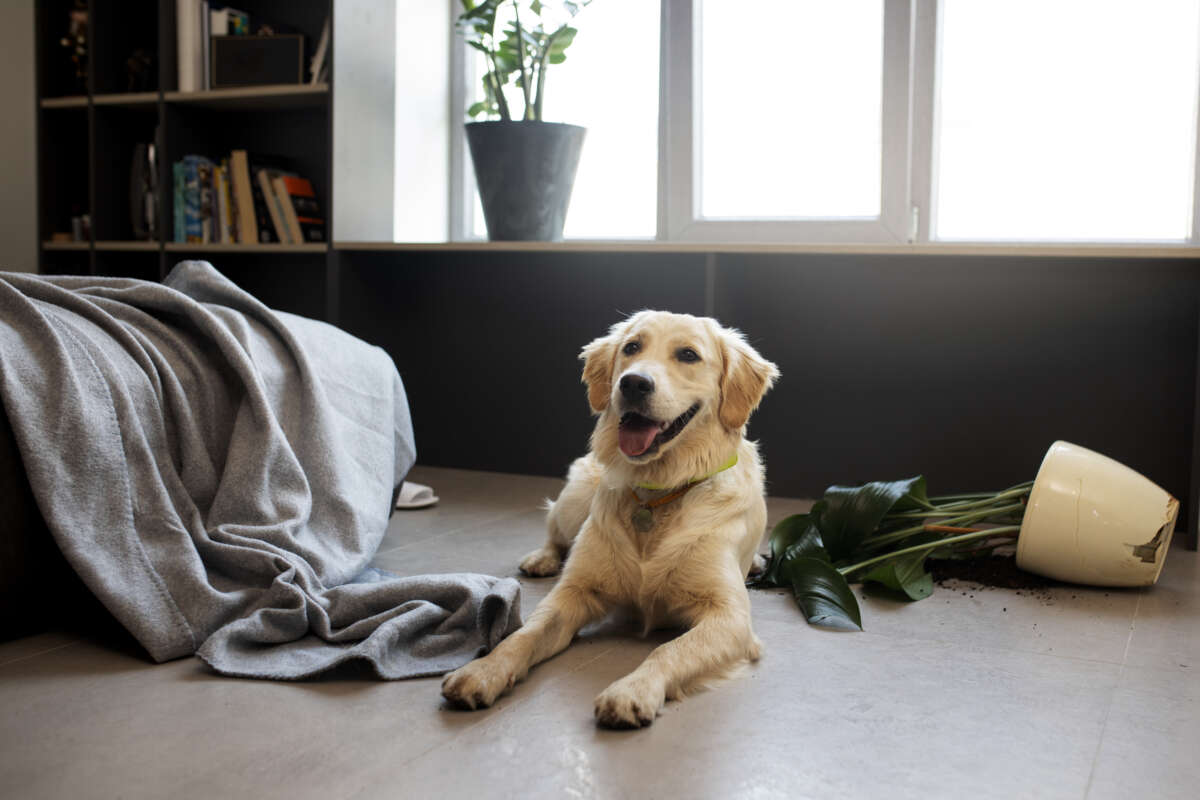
left=332, top=240, right=1200, bottom=259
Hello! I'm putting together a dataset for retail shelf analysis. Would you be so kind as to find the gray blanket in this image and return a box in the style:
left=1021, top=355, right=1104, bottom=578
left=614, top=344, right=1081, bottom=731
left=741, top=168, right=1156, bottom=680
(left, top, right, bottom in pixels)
left=0, top=262, right=521, bottom=679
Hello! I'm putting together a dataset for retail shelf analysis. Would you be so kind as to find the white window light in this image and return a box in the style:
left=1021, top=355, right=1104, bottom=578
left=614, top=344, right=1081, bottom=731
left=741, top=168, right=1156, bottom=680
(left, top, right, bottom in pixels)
left=662, top=0, right=912, bottom=243
left=445, top=0, right=1200, bottom=245
left=932, top=0, right=1200, bottom=242
left=462, top=0, right=661, bottom=240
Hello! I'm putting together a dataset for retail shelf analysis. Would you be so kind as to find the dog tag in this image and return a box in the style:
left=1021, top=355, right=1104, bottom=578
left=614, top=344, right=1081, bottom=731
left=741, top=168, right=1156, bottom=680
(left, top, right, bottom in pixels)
left=632, top=506, right=654, bottom=533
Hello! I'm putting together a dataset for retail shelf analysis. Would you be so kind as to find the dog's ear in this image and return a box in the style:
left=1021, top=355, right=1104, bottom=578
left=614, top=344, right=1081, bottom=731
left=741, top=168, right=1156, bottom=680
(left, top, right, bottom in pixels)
left=717, top=327, right=779, bottom=431
left=580, top=331, right=620, bottom=414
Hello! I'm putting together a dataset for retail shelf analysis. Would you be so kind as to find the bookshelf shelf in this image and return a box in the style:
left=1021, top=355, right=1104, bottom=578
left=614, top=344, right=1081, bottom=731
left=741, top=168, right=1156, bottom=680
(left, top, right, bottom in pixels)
left=164, top=242, right=328, bottom=254
left=164, top=83, right=329, bottom=111
left=94, top=240, right=160, bottom=251
left=92, top=92, right=160, bottom=108
left=40, top=95, right=88, bottom=109
left=36, top=0, right=334, bottom=322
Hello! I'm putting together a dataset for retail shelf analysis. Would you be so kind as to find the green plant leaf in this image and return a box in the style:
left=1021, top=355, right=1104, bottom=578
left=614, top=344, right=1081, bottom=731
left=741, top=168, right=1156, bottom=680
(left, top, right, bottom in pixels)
left=817, top=477, right=924, bottom=561
left=860, top=552, right=934, bottom=600
left=466, top=100, right=490, bottom=118
left=754, top=513, right=827, bottom=587
left=888, top=476, right=931, bottom=512
left=781, top=556, right=862, bottom=631
left=548, top=26, right=577, bottom=56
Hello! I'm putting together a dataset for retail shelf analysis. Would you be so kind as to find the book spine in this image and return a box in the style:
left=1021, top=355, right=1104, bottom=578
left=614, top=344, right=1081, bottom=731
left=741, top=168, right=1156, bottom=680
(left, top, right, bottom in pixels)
left=183, top=158, right=202, bottom=243
left=173, top=161, right=185, bottom=242
left=199, top=159, right=214, bottom=243
left=229, top=150, right=257, bottom=244
left=176, top=0, right=202, bottom=92
left=283, top=176, right=325, bottom=243
left=257, top=169, right=291, bottom=244
left=247, top=163, right=277, bottom=243
left=274, top=175, right=302, bottom=243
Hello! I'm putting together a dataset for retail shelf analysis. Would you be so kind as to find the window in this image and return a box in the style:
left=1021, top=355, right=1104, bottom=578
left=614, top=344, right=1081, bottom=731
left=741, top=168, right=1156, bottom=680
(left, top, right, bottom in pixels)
left=465, top=0, right=660, bottom=239
left=698, top=0, right=884, bottom=219
left=448, top=1, right=1200, bottom=245
left=934, top=0, right=1200, bottom=241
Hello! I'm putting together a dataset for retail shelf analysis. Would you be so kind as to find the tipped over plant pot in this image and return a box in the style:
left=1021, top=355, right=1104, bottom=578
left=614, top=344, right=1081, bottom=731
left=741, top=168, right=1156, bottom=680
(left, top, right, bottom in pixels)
left=457, top=0, right=591, bottom=241
left=752, top=440, right=1179, bottom=631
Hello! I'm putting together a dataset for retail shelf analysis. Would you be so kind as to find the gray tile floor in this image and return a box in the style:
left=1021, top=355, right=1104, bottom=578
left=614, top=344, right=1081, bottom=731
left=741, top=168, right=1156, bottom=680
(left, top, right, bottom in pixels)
left=1, top=465, right=1196, bottom=799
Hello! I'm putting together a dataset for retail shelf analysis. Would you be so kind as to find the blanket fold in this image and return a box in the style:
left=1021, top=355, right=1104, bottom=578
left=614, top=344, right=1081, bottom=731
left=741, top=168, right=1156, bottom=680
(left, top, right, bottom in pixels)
left=0, top=261, right=520, bottom=679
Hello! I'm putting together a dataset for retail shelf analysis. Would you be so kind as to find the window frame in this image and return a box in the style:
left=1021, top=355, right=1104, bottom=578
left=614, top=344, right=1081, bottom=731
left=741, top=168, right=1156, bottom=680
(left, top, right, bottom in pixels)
left=447, top=0, right=1200, bottom=246
left=661, top=0, right=917, bottom=243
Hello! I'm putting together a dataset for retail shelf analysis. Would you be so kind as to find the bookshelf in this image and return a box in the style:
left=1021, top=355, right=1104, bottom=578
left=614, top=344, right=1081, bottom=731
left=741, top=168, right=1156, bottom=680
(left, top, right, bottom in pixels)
left=35, top=0, right=334, bottom=320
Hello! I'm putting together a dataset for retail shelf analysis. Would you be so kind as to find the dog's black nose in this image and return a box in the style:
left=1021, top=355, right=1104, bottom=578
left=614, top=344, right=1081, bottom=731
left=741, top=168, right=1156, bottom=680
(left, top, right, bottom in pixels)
left=619, top=372, right=655, bottom=402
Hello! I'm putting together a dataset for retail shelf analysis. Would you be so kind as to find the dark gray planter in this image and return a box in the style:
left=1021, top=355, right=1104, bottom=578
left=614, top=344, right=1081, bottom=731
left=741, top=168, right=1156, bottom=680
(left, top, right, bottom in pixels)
left=466, top=121, right=586, bottom=241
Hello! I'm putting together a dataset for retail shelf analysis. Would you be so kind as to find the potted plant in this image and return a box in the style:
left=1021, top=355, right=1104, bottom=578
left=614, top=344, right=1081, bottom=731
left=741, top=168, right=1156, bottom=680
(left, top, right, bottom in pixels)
left=753, top=440, right=1179, bottom=630
left=457, top=0, right=591, bottom=241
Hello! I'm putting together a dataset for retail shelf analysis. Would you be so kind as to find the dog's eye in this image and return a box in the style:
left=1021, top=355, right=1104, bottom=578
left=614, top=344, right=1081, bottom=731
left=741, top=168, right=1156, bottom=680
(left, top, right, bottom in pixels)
left=676, top=347, right=701, bottom=363
left=622, top=341, right=641, bottom=356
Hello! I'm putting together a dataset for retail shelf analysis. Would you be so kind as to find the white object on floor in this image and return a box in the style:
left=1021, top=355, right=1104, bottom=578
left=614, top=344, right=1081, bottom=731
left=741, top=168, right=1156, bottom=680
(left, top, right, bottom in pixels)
left=396, top=481, right=438, bottom=509
left=1017, top=440, right=1178, bottom=586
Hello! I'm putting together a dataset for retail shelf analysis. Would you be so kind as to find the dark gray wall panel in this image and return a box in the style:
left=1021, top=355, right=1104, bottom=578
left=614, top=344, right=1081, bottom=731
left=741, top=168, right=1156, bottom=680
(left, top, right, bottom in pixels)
left=714, top=254, right=1199, bottom=503
left=336, top=249, right=1198, bottom=516
left=338, top=250, right=708, bottom=476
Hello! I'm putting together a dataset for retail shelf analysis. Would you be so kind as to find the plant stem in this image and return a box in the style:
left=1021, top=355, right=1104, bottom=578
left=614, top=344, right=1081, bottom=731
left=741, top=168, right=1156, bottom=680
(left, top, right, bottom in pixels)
left=512, top=2, right=533, bottom=119
left=862, top=502, right=1027, bottom=551
left=927, top=481, right=1034, bottom=507
left=837, top=526, right=1022, bottom=578
left=885, top=485, right=1031, bottom=520
left=533, top=31, right=557, bottom=121
left=487, top=62, right=511, bottom=120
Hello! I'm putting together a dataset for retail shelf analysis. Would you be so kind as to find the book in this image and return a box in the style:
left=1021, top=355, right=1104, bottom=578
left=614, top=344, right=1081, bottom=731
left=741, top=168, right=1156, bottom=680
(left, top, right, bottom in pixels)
left=229, top=149, right=257, bottom=244
left=310, top=17, right=330, bottom=84
left=256, top=168, right=294, bottom=243
left=181, top=157, right=202, bottom=242
left=173, top=161, right=185, bottom=242
left=246, top=155, right=291, bottom=243
left=215, top=162, right=235, bottom=243
left=176, top=0, right=203, bottom=92
left=273, top=175, right=326, bottom=243
left=200, top=1, right=210, bottom=90
left=197, top=158, right=214, bottom=242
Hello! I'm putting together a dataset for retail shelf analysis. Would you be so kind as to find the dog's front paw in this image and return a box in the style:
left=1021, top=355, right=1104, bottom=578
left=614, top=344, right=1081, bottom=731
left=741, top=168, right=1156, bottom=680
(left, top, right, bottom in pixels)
left=747, top=552, right=767, bottom=580
left=441, top=657, right=515, bottom=710
left=594, top=675, right=664, bottom=729
left=519, top=546, right=563, bottom=577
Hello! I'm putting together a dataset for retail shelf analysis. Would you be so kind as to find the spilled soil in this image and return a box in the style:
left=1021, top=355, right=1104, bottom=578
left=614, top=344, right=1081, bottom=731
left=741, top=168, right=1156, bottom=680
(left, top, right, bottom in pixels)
left=925, top=555, right=1056, bottom=591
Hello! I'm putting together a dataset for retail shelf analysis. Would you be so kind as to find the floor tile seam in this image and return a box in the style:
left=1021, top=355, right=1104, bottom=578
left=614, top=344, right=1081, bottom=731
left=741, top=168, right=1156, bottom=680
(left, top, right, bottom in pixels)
left=390, top=642, right=622, bottom=772
left=0, top=638, right=83, bottom=670
left=1082, top=594, right=1138, bottom=800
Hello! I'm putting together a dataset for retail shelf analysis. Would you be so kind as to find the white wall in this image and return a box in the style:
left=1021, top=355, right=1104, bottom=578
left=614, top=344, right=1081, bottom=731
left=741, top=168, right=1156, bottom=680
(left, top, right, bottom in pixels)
left=334, top=0, right=397, bottom=241
left=0, top=0, right=38, bottom=272
left=393, top=0, right=449, bottom=242
left=333, top=0, right=450, bottom=242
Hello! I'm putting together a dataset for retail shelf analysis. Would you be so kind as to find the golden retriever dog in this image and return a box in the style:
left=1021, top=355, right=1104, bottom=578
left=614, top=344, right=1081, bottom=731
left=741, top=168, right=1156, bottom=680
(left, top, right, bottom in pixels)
left=441, top=310, right=779, bottom=728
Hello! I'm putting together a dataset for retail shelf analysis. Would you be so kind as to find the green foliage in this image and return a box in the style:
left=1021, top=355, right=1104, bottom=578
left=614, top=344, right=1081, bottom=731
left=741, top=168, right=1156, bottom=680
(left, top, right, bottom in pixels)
left=751, top=477, right=1028, bottom=631
left=456, top=0, right=593, bottom=121
left=817, top=477, right=925, bottom=561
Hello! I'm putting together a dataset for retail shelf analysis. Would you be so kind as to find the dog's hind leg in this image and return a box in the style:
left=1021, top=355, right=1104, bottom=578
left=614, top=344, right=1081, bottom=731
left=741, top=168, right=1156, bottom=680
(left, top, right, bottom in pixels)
left=519, top=455, right=600, bottom=577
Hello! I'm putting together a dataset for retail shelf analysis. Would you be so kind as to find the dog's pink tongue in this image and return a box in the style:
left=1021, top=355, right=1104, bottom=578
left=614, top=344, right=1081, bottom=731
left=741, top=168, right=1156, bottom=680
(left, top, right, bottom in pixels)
left=619, top=421, right=660, bottom=457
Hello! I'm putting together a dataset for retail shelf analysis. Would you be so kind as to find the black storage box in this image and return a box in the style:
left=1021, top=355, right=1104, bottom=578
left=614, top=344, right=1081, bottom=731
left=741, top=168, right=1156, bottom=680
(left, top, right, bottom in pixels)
left=210, top=34, right=304, bottom=88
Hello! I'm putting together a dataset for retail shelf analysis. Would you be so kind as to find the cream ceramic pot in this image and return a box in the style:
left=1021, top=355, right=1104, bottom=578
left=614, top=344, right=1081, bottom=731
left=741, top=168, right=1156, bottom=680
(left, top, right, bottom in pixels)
left=1016, top=441, right=1178, bottom=586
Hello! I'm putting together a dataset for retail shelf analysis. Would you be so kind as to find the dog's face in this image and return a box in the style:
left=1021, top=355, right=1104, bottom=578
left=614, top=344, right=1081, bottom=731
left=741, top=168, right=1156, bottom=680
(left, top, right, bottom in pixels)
left=581, top=311, right=778, bottom=467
